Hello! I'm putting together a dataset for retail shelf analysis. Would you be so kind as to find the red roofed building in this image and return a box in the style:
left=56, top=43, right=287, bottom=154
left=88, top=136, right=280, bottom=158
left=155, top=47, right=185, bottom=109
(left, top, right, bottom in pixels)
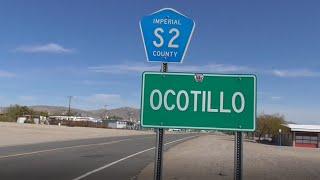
left=282, top=124, right=320, bottom=148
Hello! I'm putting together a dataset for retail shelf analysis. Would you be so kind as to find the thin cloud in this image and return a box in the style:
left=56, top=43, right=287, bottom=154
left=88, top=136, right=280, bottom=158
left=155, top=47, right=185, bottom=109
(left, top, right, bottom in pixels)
left=74, top=94, right=123, bottom=107
left=259, top=105, right=320, bottom=124
left=171, top=64, right=251, bottom=73
left=19, top=96, right=36, bottom=101
left=89, top=64, right=320, bottom=79
left=88, top=63, right=252, bottom=74
left=258, top=92, right=282, bottom=101
left=258, top=91, right=269, bottom=96
left=14, top=43, right=74, bottom=54
left=271, top=96, right=282, bottom=100
left=88, top=64, right=159, bottom=74
left=71, top=94, right=138, bottom=109
left=85, top=94, right=122, bottom=104
left=82, top=80, right=124, bottom=86
left=271, top=69, right=320, bottom=78
left=0, top=70, right=16, bottom=78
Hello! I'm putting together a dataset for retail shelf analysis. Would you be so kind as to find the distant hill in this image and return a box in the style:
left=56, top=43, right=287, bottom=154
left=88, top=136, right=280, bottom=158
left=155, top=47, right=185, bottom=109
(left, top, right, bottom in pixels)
left=29, top=105, right=140, bottom=121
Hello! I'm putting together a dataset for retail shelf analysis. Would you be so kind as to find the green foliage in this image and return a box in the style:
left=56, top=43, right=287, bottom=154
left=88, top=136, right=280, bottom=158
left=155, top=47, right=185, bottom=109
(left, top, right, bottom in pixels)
left=38, top=111, right=49, bottom=117
left=256, top=114, right=288, bottom=141
left=108, top=115, right=123, bottom=120
left=3, top=105, right=33, bottom=122
left=66, top=111, right=77, bottom=116
left=0, top=115, right=9, bottom=122
left=0, top=105, right=49, bottom=122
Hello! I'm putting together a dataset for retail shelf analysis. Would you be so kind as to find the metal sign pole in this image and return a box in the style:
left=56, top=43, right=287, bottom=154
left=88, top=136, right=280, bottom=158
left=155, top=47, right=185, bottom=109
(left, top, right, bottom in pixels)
left=234, top=131, right=243, bottom=180
left=154, top=63, right=167, bottom=180
left=154, top=128, right=164, bottom=180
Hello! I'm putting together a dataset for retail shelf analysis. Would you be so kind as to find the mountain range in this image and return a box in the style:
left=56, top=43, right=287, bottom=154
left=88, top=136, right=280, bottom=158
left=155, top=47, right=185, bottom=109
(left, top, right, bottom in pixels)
left=30, top=105, right=140, bottom=121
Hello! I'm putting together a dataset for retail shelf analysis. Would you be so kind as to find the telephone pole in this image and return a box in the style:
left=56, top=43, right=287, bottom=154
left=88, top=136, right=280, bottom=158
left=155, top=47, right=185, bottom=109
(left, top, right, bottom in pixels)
left=104, top=105, right=109, bottom=120
left=67, top=96, right=73, bottom=117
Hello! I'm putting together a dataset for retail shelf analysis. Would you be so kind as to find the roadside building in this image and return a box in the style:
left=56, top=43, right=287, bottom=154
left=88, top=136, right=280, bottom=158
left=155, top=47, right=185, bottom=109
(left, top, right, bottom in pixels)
left=17, top=116, right=28, bottom=124
left=16, top=115, right=49, bottom=124
left=107, top=120, right=127, bottom=129
left=48, top=116, right=102, bottom=127
left=49, top=116, right=100, bottom=122
left=281, top=124, right=320, bottom=148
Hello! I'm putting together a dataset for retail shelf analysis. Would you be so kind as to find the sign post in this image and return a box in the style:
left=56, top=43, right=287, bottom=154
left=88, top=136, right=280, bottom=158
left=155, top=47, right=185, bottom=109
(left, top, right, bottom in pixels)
left=140, top=8, right=195, bottom=180
left=154, top=63, right=167, bottom=180
left=154, top=127, right=164, bottom=180
left=234, top=132, right=243, bottom=180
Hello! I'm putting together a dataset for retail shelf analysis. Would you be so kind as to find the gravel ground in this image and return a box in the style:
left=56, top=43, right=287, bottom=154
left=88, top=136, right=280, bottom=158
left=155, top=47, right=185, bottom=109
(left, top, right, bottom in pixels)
left=0, top=122, right=152, bottom=147
left=138, top=134, right=320, bottom=180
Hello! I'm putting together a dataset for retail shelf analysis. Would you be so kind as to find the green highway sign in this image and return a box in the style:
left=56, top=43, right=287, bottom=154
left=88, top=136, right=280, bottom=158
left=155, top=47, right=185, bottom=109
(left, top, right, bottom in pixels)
left=140, top=72, right=257, bottom=131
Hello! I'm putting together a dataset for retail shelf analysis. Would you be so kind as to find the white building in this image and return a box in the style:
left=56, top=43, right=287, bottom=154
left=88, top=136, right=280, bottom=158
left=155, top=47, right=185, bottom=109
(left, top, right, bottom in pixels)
left=107, top=120, right=127, bottom=129
left=282, top=124, right=320, bottom=148
left=49, top=116, right=101, bottom=122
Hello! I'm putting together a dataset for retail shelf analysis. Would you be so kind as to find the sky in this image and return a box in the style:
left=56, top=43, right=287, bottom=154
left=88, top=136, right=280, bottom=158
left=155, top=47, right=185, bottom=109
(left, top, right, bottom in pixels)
left=0, top=0, right=319, bottom=124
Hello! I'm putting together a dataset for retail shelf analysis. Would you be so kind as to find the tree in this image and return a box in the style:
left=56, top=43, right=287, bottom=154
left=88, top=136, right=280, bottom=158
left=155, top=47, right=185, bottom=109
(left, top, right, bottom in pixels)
left=38, top=111, right=49, bottom=117
left=256, top=114, right=288, bottom=142
left=1, top=105, right=34, bottom=122
left=0, top=105, right=49, bottom=122
left=108, top=115, right=123, bottom=120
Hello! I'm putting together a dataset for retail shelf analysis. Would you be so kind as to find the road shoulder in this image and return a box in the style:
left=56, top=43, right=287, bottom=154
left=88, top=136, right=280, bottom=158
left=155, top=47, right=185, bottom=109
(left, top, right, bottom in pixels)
left=138, top=134, right=320, bottom=180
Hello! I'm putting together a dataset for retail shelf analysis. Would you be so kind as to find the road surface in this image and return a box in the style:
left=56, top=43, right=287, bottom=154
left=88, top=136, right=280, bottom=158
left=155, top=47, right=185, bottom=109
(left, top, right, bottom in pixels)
left=0, top=133, right=197, bottom=180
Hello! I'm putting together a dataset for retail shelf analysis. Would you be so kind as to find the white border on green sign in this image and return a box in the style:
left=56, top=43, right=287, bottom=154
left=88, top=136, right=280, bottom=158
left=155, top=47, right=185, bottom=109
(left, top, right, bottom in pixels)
left=140, top=72, right=257, bottom=132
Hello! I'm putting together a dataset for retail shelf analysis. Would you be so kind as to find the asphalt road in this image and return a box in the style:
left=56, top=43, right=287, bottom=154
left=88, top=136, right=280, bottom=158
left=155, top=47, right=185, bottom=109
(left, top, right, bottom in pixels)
left=0, top=133, right=197, bottom=180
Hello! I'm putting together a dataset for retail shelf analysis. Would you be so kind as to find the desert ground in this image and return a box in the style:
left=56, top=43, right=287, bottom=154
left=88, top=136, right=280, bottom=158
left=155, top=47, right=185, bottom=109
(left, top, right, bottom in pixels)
left=0, top=122, right=152, bottom=147
left=139, top=134, right=320, bottom=180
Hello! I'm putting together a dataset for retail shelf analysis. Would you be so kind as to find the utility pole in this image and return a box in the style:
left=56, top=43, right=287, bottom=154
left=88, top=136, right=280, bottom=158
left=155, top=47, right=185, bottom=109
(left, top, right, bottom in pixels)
left=67, top=96, right=73, bottom=120
left=104, top=105, right=109, bottom=120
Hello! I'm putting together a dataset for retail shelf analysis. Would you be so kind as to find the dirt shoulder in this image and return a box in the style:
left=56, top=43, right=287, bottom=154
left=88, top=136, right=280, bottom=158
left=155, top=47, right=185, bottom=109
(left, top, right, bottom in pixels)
left=138, top=134, right=320, bottom=180
left=0, top=122, right=152, bottom=147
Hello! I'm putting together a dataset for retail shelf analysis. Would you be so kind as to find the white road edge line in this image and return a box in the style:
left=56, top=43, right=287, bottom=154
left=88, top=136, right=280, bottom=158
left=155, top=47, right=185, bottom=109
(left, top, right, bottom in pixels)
left=0, top=138, right=132, bottom=159
left=72, top=135, right=197, bottom=180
